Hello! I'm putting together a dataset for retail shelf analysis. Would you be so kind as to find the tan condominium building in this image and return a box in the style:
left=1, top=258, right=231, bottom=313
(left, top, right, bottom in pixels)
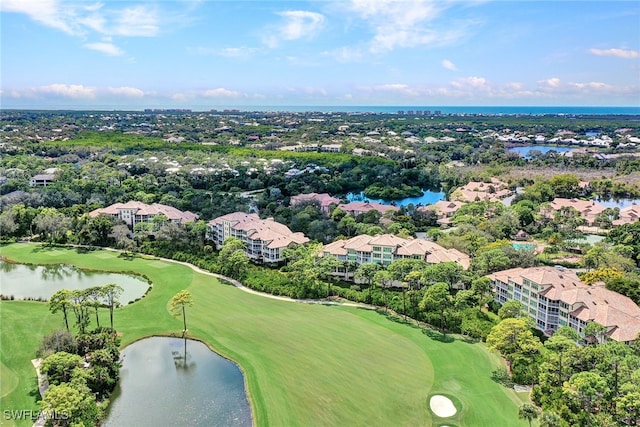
left=337, top=201, right=400, bottom=217
left=207, top=212, right=309, bottom=263
left=489, top=266, right=640, bottom=344
left=418, top=200, right=466, bottom=227
left=89, top=201, right=199, bottom=228
left=290, top=193, right=341, bottom=215
left=540, top=198, right=608, bottom=226
left=322, top=233, right=470, bottom=275
left=450, top=178, right=512, bottom=203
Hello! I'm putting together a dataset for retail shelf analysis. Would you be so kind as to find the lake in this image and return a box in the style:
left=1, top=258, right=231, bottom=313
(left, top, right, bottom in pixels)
left=507, top=145, right=573, bottom=159
left=346, top=189, right=445, bottom=207
left=102, top=337, right=251, bottom=427
left=0, top=260, right=150, bottom=303
left=593, top=197, right=640, bottom=209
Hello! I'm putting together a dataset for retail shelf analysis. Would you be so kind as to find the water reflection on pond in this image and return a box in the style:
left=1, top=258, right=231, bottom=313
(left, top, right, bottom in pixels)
left=507, top=145, right=573, bottom=159
left=103, top=337, right=252, bottom=427
left=0, top=260, right=149, bottom=303
left=346, top=189, right=445, bottom=207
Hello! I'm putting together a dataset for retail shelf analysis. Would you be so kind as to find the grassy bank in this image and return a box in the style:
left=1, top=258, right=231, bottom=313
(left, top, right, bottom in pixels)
left=0, top=243, right=527, bottom=426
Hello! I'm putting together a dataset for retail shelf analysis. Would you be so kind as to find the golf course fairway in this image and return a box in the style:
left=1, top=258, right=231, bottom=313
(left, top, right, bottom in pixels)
left=0, top=243, right=528, bottom=426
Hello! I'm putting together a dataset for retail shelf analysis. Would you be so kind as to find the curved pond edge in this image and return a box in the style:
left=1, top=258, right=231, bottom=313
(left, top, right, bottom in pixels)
left=103, top=334, right=255, bottom=426
left=5, top=242, right=379, bottom=426
left=0, top=255, right=153, bottom=304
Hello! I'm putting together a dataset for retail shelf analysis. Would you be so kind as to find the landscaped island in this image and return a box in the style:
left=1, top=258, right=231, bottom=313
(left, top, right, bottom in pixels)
left=0, top=243, right=528, bottom=427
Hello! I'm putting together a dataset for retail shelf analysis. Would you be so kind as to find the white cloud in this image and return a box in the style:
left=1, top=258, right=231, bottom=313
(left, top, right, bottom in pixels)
left=451, top=76, right=488, bottom=89
left=37, top=84, right=97, bottom=99
left=538, top=77, right=562, bottom=89
left=203, top=88, right=242, bottom=98
left=347, top=0, right=475, bottom=53
left=108, top=87, right=145, bottom=97
left=263, top=10, right=325, bottom=48
left=2, top=0, right=161, bottom=44
left=217, top=47, right=260, bottom=58
left=171, top=92, right=191, bottom=102
left=589, top=48, right=640, bottom=59
left=441, top=59, right=458, bottom=71
left=84, top=42, right=123, bottom=56
left=113, top=5, right=159, bottom=37
left=1, top=0, right=76, bottom=34
left=324, top=46, right=364, bottom=63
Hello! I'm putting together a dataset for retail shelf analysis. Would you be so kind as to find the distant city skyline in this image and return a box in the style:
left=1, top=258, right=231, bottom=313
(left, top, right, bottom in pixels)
left=2, top=1, right=639, bottom=109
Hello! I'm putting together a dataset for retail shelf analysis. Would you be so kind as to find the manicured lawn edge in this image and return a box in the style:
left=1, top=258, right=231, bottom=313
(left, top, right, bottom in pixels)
left=1, top=243, right=528, bottom=427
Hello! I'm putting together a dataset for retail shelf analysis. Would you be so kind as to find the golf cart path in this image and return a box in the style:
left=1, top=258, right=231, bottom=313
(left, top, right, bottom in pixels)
left=166, top=257, right=376, bottom=310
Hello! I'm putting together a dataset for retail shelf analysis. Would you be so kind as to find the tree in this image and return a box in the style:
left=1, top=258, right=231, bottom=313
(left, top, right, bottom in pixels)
left=317, top=255, right=343, bottom=296
left=617, top=390, right=640, bottom=426
left=373, top=270, right=393, bottom=311
left=102, top=283, right=124, bottom=329
left=487, top=318, right=542, bottom=366
left=40, top=382, right=99, bottom=427
left=217, top=237, right=250, bottom=280
left=498, top=300, right=527, bottom=320
left=580, top=267, right=623, bottom=285
left=40, top=352, right=84, bottom=385
left=518, top=403, right=539, bottom=427
left=37, top=330, right=77, bottom=358
left=388, top=259, right=426, bottom=316
left=33, top=207, right=71, bottom=243
left=69, top=289, right=91, bottom=334
left=354, top=262, right=382, bottom=300
left=420, top=262, right=462, bottom=288
left=170, top=290, right=194, bottom=337
left=419, top=282, right=453, bottom=331
left=583, top=321, right=607, bottom=345
left=540, top=411, right=565, bottom=427
left=563, top=371, right=609, bottom=427
left=112, top=224, right=134, bottom=253
left=86, top=286, right=104, bottom=328
left=337, top=215, right=357, bottom=237
left=85, top=214, right=115, bottom=246
left=49, top=289, right=72, bottom=332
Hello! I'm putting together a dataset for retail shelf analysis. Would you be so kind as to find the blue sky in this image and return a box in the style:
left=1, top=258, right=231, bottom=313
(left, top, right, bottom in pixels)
left=1, top=0, right=639, bottom=109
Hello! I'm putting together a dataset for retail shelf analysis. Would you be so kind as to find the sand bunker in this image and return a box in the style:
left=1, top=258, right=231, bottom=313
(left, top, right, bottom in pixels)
left=429, top=395, right=457, bottom=417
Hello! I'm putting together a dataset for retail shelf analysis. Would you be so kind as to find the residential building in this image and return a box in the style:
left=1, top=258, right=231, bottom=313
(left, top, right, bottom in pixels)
left=290, top=193, right=340, bottom=215
left=613, top=204, right=640, bottom=226
left=450, top=178, right=512, bottom=203
left=337, top=201, right=399, bottom=217
left=322, top=233, right=470, bottom=272
left=541, top=198, right=607, bottom=226
left=488, top=266, right=640, bottom=344
left=89, top=201, right=198, bottom=228
left=418, top=200, right=466, bottom=227
left=30, top=174, right=55, bottom=187
left=207, top=212, right=309, bottom=263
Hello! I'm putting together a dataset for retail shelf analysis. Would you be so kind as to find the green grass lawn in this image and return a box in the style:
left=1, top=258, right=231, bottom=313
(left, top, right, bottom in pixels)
left=0, top=243, right=528, bottom=427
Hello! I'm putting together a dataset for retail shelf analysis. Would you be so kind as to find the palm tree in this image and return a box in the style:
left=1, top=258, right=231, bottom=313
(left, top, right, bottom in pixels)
left=518, top=403, right=539, bottom=427
left=170, top=290, right=194, bottom=337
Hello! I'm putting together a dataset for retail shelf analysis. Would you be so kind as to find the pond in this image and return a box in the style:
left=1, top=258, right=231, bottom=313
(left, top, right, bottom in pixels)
left=592, top=197, right=640, bottom=209
left=507, top=145, right=573, bottom=159
left=346, top=188, right=445, bottom=207
left=0, top=260, right=150, bottom=303
left=102, top=337, right=252, bottom=427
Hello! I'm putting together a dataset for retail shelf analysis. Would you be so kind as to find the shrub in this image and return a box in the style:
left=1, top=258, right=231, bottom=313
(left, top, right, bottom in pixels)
left=37, top=330, right=78, bottom=358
